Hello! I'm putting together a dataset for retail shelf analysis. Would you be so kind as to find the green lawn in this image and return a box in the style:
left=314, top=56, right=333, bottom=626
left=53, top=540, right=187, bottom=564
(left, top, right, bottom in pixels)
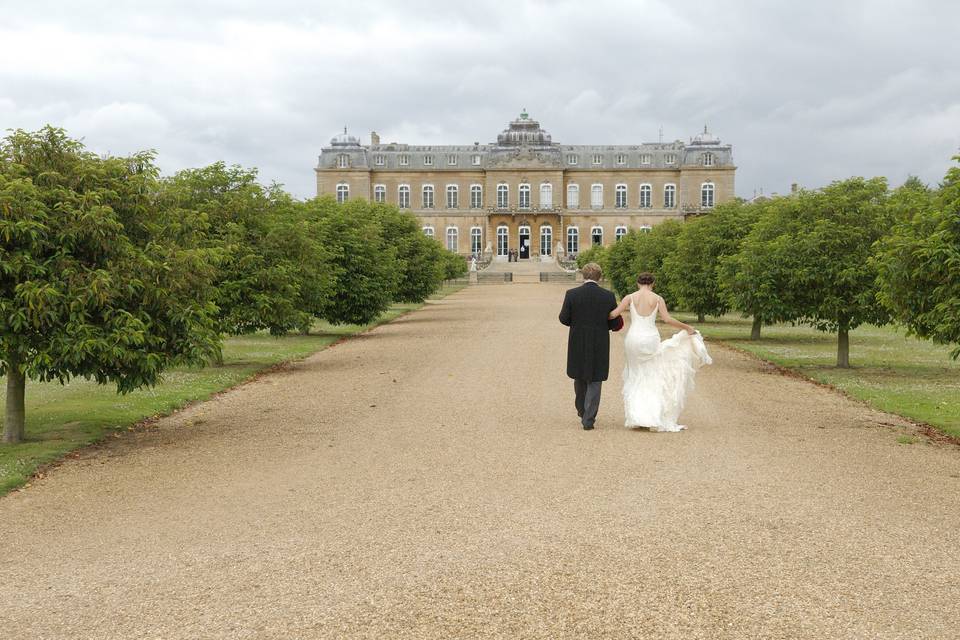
left=0, top=284, right=465, bottom=494
left=675, top=313, right=960, bottom=439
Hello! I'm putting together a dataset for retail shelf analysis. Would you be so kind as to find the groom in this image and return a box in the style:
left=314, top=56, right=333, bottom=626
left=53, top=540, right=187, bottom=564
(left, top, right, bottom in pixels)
left=558, top=262, right=620, bottom=430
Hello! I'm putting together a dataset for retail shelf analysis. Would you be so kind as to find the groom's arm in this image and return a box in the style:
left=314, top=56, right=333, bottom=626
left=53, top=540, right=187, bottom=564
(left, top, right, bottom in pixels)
left=559, top=290, right=572, bottom=326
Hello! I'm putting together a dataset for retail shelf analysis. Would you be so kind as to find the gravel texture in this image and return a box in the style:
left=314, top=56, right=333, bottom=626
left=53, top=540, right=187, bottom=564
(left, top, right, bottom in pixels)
left=1, top=284, right=959, bottom=639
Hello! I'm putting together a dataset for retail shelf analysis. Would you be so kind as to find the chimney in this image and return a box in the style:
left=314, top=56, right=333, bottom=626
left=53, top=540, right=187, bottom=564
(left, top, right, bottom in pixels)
left=370, top=131, right=380, bottom=145
left=791, top=182, right=798, bottom=194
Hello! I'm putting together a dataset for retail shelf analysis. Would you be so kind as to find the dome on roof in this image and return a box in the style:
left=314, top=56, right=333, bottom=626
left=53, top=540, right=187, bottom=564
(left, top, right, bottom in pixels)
left=496, top=110, right=553, bottom=146
left=691, top=125, right=720, bottom=145
left=330, top=127, right=360, bottom=146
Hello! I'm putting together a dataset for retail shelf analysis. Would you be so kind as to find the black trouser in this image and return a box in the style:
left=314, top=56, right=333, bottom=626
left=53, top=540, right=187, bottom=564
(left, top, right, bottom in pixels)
left=574, top=379, right=602, bottom=428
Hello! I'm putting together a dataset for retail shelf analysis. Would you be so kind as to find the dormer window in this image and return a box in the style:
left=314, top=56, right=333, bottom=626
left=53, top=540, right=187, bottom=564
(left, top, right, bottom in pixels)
left=665, top=153, right=677, bottom=165
left=374, top=154, right=384, bottom=166
left=567, top=154, right=579, bottom=165
left=337, top=154, right=348, bottom=168
left=616, top=154, right=626, bottom=165
left=702, top=152, right=715, bottom=167
left=592, top=154, right=602, bottom=165
left=471, top=154, right=481, bottom=166
left=447, top=154, right=457, bottom=166
left=399, top=154, right=409, bottom=166
left=640, top=154, right=652, bottom=165
left=424, top=155, right=434, bottom=166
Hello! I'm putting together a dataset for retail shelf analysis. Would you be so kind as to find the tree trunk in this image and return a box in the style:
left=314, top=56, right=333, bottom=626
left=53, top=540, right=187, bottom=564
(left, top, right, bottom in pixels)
left=750, top=316, right=762, bottom=340
left=697, top=312, right=705, bottom=323
left=3, top=356, right=26, bottom=444
left=837, top=325, right=850, bottom=368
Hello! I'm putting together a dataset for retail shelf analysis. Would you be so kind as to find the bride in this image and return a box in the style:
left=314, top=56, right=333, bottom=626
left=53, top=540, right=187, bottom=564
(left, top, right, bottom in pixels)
left=608, top=272, right=712, bottom=432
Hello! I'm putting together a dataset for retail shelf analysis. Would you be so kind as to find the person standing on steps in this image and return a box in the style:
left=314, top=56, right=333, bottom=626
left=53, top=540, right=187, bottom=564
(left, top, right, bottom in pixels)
left=558, top=262, right=621, bottom=430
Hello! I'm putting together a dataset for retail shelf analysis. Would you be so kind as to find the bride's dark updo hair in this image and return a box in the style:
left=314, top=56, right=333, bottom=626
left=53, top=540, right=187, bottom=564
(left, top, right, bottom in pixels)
left=637, top=272, right=656, bottom=286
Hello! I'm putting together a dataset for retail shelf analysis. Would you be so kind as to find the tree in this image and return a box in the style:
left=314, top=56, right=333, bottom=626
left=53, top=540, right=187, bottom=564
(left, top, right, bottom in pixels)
left=306, top=197, right=399, bottom=325
left=606, top=221, right=683, bottom=301
left=370, top=203, right=446, bottom=303
left=439, top=248, right=468, bottom=280
left=575, top=244, right=608, bottom=272
left=876, top=158, right=960, bottom=359
left=0, top=127, right=220, bottom=443
left=663, top=201, right=759, bottom=322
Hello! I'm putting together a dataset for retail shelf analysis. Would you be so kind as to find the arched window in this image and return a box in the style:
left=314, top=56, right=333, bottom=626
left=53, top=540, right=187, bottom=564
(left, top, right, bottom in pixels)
left=615, top=184, right=628, bottom=209
left=540, top=225, right=553, bottom=256
left=539, top=183, right=553, bottom=209
left=639, top=225, right=652, bottom=233
left=446, top=184, right=458, bottom=209
left=701, top=182, right=715, bottom=208
left=664, top=184, right=676, bottom=209
left=398, top=185, right=410, bottom=209
left=470, top=227, right=482, bottom=254
left=702, top=152, right=715, bottom=167
left=422, top=225, right=434, bottom=238
left=446, top=226, right=458, bottom=252
left=337, top=154, right=348, bottom=168
left=639, top=184, right=652, bottom=208
left=496, top=225, right=509, bottom=256
left=591, top=226, right=603, bottom=246
left=590, top=184, right=603, bottom=209
left=373, top=184, right=386, bottom=203
left=615, top=226, right=628, bottom=241
left=422, top=184, right=435, bottom=209
left=567, top=226, right=579, bottom=255
left=336, top=183, right=349, bottom=203
left=519, top=183, right=531, bottom=209
left=567, top=184, right=580, bottom=208
left=470, top=184, right=482, bottom=209
left=497, top=183, right=509, bottom=209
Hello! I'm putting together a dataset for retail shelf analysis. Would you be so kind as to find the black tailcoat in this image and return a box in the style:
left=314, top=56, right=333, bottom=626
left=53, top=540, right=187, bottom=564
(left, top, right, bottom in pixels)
left=558, top=282, right=618, bottom=381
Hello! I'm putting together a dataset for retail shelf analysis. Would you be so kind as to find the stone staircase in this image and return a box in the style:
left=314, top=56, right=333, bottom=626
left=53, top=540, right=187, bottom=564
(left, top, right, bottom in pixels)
left=477, top=258, right=577, bottom=284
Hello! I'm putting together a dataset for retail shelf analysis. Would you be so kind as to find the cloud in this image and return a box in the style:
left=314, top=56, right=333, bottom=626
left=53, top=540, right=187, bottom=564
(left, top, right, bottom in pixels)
left=1, top=0, right=959, bottom=197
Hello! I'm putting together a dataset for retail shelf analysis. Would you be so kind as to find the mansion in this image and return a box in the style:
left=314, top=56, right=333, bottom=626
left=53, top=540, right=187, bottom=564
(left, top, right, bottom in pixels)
left=315, top=111, right=735, bottom=260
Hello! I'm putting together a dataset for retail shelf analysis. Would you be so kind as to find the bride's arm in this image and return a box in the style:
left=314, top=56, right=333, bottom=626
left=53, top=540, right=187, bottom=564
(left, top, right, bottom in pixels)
left=658, top=297, right=696, bottom=334
left=609, top=293, right=632, bottom=319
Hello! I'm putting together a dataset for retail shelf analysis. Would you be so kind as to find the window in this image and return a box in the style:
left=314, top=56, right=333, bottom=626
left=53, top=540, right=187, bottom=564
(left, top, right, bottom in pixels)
left=423, top=225, right=434, bottom=238
left=639, top=184, right=652, bottom=208
left=664, top=184, right=676, bottom=209
left=336, top=183, right=349, bottom=203
left=398, top=185, right=410, bottom=208
left=567, top=154, right=579, bottom=165
left=447, top=154, right=457, bottom=166
left=566, top=226, right=579, bottom=255
left=591, top=226, right=603, bottom=246
left=497, top=225, right=509, bottom=256
left=615, top=184, right=627, bottom=209
left=566, top=184, right=579, bottom=208
left=446, top=185, right=458, bottom=209
left=337, top=154, right=349, bottom=168
left=373, top=184, right=386, bottom=203
left=640, top=153, right=652, bottom=165
left=701, top=182, right=715, bottom=208
left=471, top=227, right=482, bottom=254
left=640, top=225, right=652, bottom=233
left=399, top=154, right=409, bottom=166
left=540, top=225, right=553, bottom=256
left=591, top=184, right=603, bottom=209
left=470, top=184, right=482, bottom=209
left=471, top=154, right=481, bottom=166
left=424, top=155, right=434, bottom=166
left=702, top=152, right=715, bottom=167
left=539, top=183, right=553, bottom=209
left=616, top=154, right=626, bottom=165
left=374, top=154, right=384, bottom=166
left=518, top=184, right=531, bottom=209
left=592, top=154, right=602, bottom=165
left=497, top=183, right=509, bottom=209
left=422, top=184, right=434, bottom=209
left=446, top=226, right=458, bottom=252
left=615, top=226, right=628, bottom=241
left=665, top=153, right=677, bottom=165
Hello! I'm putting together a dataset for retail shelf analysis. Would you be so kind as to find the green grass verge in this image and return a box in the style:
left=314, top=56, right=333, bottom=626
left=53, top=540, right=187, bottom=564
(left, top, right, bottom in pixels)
left=0, top=284, right=465, bottom=494
left=674, top=313, right=960, bottom=439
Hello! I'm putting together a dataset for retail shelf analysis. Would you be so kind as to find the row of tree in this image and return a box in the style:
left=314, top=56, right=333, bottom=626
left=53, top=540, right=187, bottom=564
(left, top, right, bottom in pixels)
left=577, top=160, right=960, bottom=368
left=0, top=127, right=466, bottom=443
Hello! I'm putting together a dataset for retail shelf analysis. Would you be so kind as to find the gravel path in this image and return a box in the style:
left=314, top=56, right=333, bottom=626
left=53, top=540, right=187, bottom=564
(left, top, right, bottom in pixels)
left=2, top=284, right=959, bottom=639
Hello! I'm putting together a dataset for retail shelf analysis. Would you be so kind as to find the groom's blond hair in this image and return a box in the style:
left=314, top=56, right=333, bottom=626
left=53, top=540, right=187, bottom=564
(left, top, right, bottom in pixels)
left=582, top=263, right=602, bottom=281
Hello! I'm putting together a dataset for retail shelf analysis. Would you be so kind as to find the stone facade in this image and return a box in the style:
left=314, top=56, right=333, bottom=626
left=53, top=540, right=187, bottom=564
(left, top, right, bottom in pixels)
left=315, top=112, right=735, bottom=260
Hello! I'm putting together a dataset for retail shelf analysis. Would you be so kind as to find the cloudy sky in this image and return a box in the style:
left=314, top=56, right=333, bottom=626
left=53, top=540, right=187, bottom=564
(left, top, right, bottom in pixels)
left=2, top=0, right=958, bottom=199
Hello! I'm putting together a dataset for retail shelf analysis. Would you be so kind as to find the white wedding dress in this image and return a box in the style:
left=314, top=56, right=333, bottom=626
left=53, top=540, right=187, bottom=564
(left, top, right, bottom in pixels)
left=622, top=300, right=712, bottom=431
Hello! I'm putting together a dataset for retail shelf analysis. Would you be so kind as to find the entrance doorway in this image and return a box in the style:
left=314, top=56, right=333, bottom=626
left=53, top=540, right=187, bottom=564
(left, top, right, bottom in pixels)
left=518, top=225, right=531, bottom=259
